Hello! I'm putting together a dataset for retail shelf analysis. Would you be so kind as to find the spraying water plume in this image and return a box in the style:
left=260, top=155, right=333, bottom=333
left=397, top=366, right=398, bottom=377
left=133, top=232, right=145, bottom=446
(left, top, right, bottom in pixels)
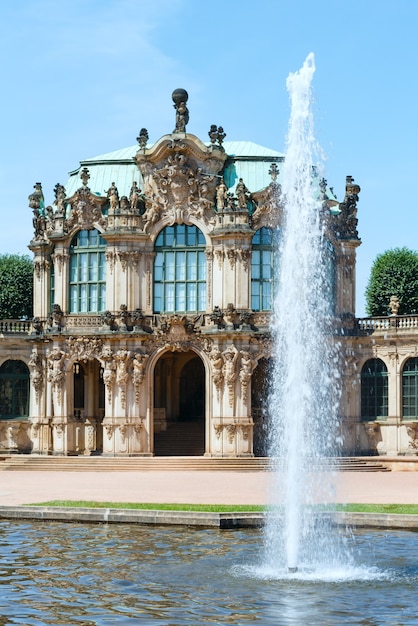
left=264, top=53, right=345, bottom=575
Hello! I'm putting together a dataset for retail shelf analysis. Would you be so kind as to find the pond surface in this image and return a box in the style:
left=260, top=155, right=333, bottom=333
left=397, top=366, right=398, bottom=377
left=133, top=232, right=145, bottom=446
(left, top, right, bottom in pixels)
left=0, top=520, right=417, bottom=625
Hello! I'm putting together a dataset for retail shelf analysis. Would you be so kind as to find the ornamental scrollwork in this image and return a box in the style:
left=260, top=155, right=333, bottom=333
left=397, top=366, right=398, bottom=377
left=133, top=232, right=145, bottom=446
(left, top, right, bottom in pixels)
left=47, top=347, right=67, bottom=405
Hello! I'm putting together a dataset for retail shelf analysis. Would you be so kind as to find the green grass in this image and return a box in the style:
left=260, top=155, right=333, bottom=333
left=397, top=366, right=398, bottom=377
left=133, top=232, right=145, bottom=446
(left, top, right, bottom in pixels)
left=27, top=501, right=265, bottom=512
left=335, top=503, right=418, bottom=515
left=26, top=501, right=418, bottom=515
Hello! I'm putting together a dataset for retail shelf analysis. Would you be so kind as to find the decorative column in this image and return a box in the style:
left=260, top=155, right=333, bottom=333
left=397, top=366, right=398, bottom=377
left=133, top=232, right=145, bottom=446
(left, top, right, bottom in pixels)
left=28, top=347, right=49, bottom=454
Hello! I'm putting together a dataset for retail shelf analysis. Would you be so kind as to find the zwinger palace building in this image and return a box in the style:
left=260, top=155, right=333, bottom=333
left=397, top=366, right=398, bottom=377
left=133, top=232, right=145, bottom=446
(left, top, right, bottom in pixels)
left=0, top=89, right=416, bottom=458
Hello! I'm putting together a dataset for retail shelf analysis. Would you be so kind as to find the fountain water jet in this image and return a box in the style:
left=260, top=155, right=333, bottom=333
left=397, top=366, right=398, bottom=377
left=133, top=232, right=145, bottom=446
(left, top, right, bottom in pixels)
left=265, top=53, right=346, bottom=576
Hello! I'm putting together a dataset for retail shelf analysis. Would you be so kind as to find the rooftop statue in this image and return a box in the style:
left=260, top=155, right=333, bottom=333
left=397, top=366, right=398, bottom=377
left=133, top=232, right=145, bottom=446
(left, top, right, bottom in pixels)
left=172, top=88, right=189, bottom=133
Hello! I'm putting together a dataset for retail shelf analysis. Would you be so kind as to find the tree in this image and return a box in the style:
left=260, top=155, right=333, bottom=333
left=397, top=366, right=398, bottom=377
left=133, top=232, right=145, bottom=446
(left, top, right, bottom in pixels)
left=365, top=247, right=418, bottom=316
left=0, top=254, right=33, bottom=319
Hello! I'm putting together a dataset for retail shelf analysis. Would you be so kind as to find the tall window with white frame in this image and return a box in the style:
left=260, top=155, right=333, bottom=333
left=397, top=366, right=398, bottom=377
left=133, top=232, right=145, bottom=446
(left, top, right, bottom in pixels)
left=153, top=224, right=206, bottom=313
left=361, top=358, right=388, bottom=421
left=251, top=227, right=276, bottom=311
left=69, top=229, right=106, bottom=313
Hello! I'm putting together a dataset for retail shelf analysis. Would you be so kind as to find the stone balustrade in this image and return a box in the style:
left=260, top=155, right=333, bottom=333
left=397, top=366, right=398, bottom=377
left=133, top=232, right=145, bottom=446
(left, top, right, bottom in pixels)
left=3, top=313, right=417, bottom=336
left=357, top=315, right=418, bottom=332
left=0, top=319, right=32, bottom=334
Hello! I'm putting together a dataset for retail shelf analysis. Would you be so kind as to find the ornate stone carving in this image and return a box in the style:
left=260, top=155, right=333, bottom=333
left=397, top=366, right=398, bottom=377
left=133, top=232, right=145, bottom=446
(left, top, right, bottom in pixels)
left=31, top=422, right=41, bottom=438
left=47, top=347, right=67, bottom=405
left=143, top=152, right=217, bottom=228
left=137, top=128, right=149, bottom=149
left=117, top=305, right=130, bottom=331
left=224, top=303, right=237, bottom=330
left=241, top=425, right=251, bottom=441
left=226, top=249, right=237, bottom=268
left=208, top=124, right=226, bottom=147
left=406, top=422, right=418, bottom=454
left=209, top=349, right=224, bottom=400
left=223, top=345, right=239, bottom=407
left=132, top=352, right=149, bottom=403
left=335, top=175, right=361, bottom=239
left=239, top=351, right=257, bottom=406
left=389, top=295, right=400, bottom=316
left=101, top=347, right=116, bottom=403
left=136, top=131, right=226, bottom=232
left=67, top=336, right=103, bottom=362
left=52, top=251, right=68, bottom=275
left=251, top=163, right=282, bottom=229
left=131, top=308, right=147, bottom=333
left=29, top=182, right=47, bottom=241
left=47, top=304, right=64, bottom=332
left=133, top=422, right=143, bottom=438
left=34, top=259, right=50, bottom=280
left=216, top=179, right=228, bottom=210
left=115, top=350, right=131, bottom=409
left=31, top=317, right=44, bottom=335
left=106, top=182, right=119, bottom=212
left=6, top=423, right=20, bottom=451
left=118, top=250, right=142, bottom=271
left=65, top=168, right=107, bottom=232
left=101, top=311, right=117, bottom=331
left=172, top=88, right=189, bottom=133
left=29, top=348, right=44, bottom=402
left=235, top=178, right=251, bottom=210
left=364, top=422, right=380, bottom=452
left=214, top=424, right=223, bottom=439
left=54, top=183, right=67, bottom=217
left=209, top=306, right=225, bottom=330
left=105, top=250, right=117, bottom=273
left=237, top=248, right=251, bottom=270
left=226, top=424, right=237, bottom=444
left=119, top=423, right=127, bottom=443
left=154, top=314, right=200, bottom=352
left=104, top=424, right=114, bottom=440
left=215, top=249, right=224, bottom=268
left=128, top=181, right=145, bottom=213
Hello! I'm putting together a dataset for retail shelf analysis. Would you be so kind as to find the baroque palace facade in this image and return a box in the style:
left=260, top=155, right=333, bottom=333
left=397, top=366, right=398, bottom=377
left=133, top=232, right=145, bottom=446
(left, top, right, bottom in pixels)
left=0, top=89, right=415, bottom=457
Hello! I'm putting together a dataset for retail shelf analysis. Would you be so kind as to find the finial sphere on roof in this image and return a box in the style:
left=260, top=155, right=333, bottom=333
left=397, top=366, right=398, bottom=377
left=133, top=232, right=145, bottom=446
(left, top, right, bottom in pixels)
left=172, top=88, right=188, bottom=105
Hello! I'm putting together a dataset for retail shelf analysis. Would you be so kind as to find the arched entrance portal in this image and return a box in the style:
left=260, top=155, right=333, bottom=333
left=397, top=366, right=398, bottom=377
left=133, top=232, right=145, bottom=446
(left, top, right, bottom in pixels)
left=154, top=351, right=205, bottom=456
left=72, top=359, right=104, bottom=455
left=251, top=357, right=273, bottom=457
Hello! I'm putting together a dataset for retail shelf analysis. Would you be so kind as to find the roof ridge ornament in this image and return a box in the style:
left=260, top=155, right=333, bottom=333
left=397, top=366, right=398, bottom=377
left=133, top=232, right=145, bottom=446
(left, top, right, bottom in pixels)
left=208, top=124, right=226, bottom=147
left=172, top=88, right=189, bottom=133
left=137, top=128, right=149, bottom=149
left=80, top=167, right=90, bottom=188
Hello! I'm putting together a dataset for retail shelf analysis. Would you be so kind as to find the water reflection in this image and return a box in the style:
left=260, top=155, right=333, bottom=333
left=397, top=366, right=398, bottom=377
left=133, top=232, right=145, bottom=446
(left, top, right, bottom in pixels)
left=0, top=521, right=417, bottom=625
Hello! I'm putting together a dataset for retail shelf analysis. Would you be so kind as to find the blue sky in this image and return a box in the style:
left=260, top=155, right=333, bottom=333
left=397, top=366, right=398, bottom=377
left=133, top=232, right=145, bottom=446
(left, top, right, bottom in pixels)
left=1, top=0, right=417, bottom=316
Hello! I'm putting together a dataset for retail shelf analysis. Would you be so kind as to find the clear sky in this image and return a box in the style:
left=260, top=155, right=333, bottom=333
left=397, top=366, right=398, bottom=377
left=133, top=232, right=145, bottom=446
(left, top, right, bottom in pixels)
left=1, top=0, right=417, bottom=316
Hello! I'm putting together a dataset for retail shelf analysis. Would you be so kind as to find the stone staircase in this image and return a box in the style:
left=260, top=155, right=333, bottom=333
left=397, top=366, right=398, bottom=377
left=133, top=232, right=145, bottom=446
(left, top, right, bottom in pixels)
left=154, top=421, right=204, bottom=456
left=0, top=455, right=390, bottom=472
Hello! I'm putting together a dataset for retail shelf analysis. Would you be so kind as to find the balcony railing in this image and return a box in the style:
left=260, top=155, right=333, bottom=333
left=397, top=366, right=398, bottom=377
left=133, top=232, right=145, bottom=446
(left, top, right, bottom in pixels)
left=2, top=313, right=418, bottom=336
left=0, top=319, right=32, bottom=334
left=356, top=315, right=418, bottom=332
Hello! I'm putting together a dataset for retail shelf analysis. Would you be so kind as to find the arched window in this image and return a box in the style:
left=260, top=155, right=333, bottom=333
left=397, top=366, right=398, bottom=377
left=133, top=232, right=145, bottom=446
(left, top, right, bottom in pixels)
left=154, top=225, right=206, bottom=313
left=251, top=227, right=276, bottom=311
left=361, top=358, right=388, bottom=421
left=402, top=357, right=418, bottom=419
left=69, top=229, right=106, bottom=313
left=0, top=360, right=29, bottom=419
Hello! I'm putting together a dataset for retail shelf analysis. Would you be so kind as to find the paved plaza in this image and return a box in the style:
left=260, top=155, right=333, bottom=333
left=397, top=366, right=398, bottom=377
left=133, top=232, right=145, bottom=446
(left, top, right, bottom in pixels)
left=0, top=469, right=418, bottom=507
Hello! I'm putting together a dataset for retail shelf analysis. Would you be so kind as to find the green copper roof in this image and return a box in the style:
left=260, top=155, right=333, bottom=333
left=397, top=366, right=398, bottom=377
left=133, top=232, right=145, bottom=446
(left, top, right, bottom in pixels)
left=65, top=141, right=284, bottom=199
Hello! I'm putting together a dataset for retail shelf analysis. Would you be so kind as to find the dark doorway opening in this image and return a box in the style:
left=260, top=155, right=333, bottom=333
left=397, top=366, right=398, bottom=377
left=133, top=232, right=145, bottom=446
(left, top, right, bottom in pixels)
left=154, top=352, right=205, bottom=456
